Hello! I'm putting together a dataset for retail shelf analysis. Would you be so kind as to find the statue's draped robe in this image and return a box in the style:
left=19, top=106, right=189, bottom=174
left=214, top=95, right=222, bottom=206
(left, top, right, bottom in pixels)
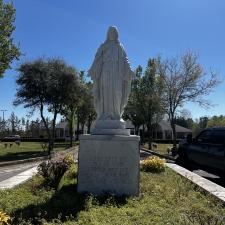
left=89, top=41, right=133, bottom=121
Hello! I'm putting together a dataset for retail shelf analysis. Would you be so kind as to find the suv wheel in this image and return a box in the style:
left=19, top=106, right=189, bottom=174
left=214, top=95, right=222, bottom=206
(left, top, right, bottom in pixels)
left=176, top=148, right=192, bottom=169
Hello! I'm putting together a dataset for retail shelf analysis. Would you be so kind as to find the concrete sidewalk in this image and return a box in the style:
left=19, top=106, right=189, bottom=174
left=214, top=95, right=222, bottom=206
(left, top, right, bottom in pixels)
left=0, top=166, right=38, bottom=189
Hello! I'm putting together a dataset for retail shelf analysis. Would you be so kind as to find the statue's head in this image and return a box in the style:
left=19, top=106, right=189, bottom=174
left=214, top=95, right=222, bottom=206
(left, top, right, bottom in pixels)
left=106, top=26, right=119, bottom=42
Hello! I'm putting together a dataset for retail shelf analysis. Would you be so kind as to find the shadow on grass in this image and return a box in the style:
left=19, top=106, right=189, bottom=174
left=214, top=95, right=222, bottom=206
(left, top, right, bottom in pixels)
left=12, top=183, right=128, bottom=224
left=12, top=184, right=83, bottom=224
left=0, top=151, right=48, bottom=162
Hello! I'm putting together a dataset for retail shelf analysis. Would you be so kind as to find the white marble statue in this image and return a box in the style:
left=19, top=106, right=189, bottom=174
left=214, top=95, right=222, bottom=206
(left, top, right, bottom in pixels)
left=89, top=26, right=134, bottom=135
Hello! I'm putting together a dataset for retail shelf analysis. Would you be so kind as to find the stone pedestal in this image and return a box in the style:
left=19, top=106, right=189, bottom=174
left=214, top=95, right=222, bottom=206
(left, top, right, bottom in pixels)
left=77, top=135, right=140, bottom=196
left=91, top=119, right=130, bottom=135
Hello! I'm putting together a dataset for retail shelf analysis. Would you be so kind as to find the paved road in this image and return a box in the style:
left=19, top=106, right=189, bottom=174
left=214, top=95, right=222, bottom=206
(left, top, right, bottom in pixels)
left=140, top=149, right=152, bottom=159
left=0, top=147, right=79, bottom=183
left=0, top=161, right=40, bottom=182
left=191, top=166, right=225, bottom=187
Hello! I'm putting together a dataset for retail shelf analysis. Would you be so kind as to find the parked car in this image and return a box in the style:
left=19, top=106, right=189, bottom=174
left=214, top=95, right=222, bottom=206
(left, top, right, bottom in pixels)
left=177, top=127, right=225, bottom=173
left=3, top=135, right=21, bottom=140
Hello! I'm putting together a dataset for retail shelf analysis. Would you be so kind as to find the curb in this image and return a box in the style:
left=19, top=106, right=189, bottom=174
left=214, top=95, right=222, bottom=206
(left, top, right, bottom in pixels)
left=0, top=146, right=78, bottom=168
left=141, top=147, right=176, bottom=161
left=166, top=163, right=225, bottom=202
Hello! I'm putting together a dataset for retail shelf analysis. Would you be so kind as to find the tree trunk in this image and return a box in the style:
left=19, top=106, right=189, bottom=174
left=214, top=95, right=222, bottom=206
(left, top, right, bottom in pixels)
left=147, top=124, right=153, bottom=150
left=170, top=119, right=177, bottom=155
left=50, top=110, right=57, bottom=154
left=81, top=123, right=85, bottom=134
left=137, top=126, right=140, bottom=136
left=76, top=115, right=80, bottom=141
left=68, top=107, right=75, bottom=147
left=135, top=126, right=138, bottom=135
left=141, top=124, right=145, bottom=144
left=69, top=118, right=73, bottom=147
left=40, top=103, right=52, bottom=155
left=87, top=117, right=91, bottom=134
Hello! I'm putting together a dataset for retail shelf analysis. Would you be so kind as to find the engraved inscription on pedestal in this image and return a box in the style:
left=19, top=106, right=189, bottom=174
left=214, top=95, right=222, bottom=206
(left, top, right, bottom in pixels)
left=79, top=156, right=129, bottom=184
left=77, top=135, right=139, bottom=195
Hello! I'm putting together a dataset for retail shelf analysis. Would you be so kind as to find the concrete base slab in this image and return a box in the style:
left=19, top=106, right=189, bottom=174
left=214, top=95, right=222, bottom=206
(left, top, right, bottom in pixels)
left=78, top=134, right=140, bottom=195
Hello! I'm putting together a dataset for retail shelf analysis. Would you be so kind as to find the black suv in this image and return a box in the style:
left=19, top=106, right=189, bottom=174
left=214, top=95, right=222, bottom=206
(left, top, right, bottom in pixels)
left=177, top=127, right=225, bottom=172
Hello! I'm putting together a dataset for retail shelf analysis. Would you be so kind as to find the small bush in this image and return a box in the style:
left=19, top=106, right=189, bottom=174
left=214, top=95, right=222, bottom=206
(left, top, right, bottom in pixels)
left=0, top=211, right=11, bottom=225
left=40, top=142, right=48, bottom=151
left=37, top=154, right=74, bottom=188
left=63, top=154, right=74, bottom=165
left=141, top=156, right=165, bottom=173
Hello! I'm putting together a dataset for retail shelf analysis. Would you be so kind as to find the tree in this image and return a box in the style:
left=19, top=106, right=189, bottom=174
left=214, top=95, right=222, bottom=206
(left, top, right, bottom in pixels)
left=191, top=119, right=201, bottom=137
left=174, top=116, right=194, bottom=129
left=0, top=117, right=7, bottom=137
left=84, top=82, right=97, bottom=134
left=174, top=110, right=194, bottom=129
left=207, top=115, right=225, bottom=128
left=125, top=60, right=165, bottom=149
left=61, top=69, right=82, bottom=147
left=15, top=58, right=78, bottom=154
left=76, top=81, right=96, bottom=136
left=158, top=51, right=219, bottom=150
left=0, top=0, right=20, bottom=77
left=25, top=119, right=30, bottom=136
left=123, top=66, right=145, bottom=136
left=140, top=59, right=165, bottom=149
left=46, top=59, right=79, bottom=150
left=8, top=111, right=20, bottom=133
left=199, top=116, right=209, bottom=130
left=21, top=117, right=26, bottom=131
left=29, top=119, right=41, bottom=138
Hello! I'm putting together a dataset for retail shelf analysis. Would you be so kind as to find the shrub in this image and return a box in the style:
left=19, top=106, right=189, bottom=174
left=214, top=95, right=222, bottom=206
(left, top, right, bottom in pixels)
left=37, top=154, right=74, bottom=188
left=0, top=211, right=11, bottom=225
left=40, top=142, right=48, bottom=151
left=141, top=156, right=165, bottom=173
left=63, top=154, right=74, bottom=165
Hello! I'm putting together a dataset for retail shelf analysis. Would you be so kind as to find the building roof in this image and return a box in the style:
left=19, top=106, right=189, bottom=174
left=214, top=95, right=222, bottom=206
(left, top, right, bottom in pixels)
left=125, top=120, right=192, bottom=133
left=156, top=120, right=192, bottom=133
left=157, top=120, right=192, bottom=133
left=55, top=121, right=68, bottom=129
left=175, top=124, right=192, bottom=133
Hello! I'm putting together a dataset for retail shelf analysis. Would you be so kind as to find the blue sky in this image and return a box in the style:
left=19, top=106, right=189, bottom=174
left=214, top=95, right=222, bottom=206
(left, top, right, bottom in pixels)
left=0, top=0, right=225, bottom=121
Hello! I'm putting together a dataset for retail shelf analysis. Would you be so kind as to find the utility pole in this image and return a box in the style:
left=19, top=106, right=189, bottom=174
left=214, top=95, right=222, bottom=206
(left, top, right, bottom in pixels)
left=0, top=109, right=7, bottom=131
left=1, top=109, right=7, bottom=121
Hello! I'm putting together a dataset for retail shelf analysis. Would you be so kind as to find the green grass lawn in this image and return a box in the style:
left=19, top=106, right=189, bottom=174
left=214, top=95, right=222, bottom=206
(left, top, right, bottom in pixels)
left=0, top=142, right=76, bottom=162
left=0, top=164, right=224, bottom=224
left=142, top=143, right=175, bottom=155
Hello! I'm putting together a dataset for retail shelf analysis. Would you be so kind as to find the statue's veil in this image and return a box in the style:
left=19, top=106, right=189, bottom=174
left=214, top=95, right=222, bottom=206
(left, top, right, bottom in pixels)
left=105, top=26, right=119, bottom=43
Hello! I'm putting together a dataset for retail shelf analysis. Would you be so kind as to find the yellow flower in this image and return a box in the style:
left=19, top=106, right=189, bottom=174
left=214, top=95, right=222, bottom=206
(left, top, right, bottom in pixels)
left=141, top=156, right=165, bottom=173
left=0, top=211, right=11, bottom=225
